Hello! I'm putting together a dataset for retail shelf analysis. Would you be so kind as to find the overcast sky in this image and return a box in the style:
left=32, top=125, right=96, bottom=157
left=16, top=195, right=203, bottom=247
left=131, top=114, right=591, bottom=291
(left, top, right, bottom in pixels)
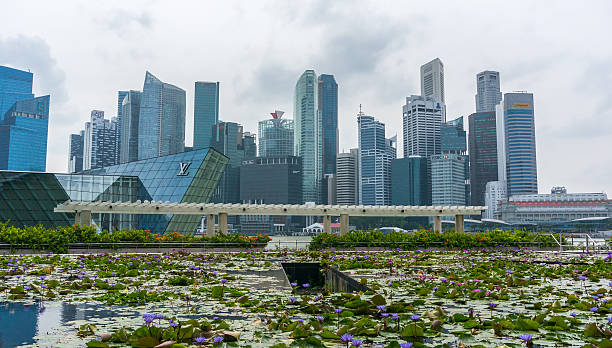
left=1, top=0, right=611, bottom=194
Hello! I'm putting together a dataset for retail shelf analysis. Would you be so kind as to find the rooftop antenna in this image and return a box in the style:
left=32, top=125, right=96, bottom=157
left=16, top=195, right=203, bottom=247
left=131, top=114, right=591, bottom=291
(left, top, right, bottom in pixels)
left=357, top=104, right=365, bottom=116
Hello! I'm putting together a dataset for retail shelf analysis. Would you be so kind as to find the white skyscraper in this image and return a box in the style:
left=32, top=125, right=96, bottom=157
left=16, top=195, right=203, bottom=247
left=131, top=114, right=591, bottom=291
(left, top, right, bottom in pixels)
left=475, top=71, right=502, bottom=113
left=402, top=95, right=443, bottom=158
left=83, top=110, right=118, bottom=170
left=420, top=58, right=445, bottom=120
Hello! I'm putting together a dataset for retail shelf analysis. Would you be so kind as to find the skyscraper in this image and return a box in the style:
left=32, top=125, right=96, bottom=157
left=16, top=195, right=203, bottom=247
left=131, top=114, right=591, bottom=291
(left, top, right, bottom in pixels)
left=420, top=58, right=445, bottom=119
left=501, top=92, right=538, bottom=196
left=318, top=74, right=338, bottom=175
left=402, top=95, right=443, bottom=157
left=440, top=116, right=466, bottom=154
left=138, top=71, right=186, bottom=160
left=119, top=90, right=141, bottom=163
left=258, top=111, right=294, bottom=157
left=475, top=71, right=502, bottom=113
left=391, top=156, right=430, bottom=206
left=468, top=111, right=498, bottom=206
left=83, top=110, right=118, bottom=170
left=0, top=95, right=50, bottom=172
left=193, top=81, right=219, bottom=149
left=358, top=111, right=395, bottom=205
left=294, top=70, right=322, bottom=203
left=116, top=91, right=129, bottom=161
left=68, top=131, right=84, bottom=173
left=0, top=66, right=34, bottom=121
left=431, top=154, right=467, bottom=206
left=336, top=148, right=359, bottom=205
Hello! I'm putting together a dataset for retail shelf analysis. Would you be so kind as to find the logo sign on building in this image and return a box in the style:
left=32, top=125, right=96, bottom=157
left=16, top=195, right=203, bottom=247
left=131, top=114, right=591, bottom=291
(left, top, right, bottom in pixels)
left=177, top=162, right=191, bottom=176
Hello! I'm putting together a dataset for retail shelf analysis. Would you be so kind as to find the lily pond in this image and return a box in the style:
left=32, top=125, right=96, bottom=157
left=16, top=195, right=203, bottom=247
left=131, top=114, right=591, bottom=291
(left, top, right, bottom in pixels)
left=2, top=248, right=612, bottom=347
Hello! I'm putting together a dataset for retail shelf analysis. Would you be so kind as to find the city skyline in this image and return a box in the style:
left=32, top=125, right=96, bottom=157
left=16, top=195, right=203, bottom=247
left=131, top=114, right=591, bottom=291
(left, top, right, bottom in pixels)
left=0, top=1, right=610, bottom=194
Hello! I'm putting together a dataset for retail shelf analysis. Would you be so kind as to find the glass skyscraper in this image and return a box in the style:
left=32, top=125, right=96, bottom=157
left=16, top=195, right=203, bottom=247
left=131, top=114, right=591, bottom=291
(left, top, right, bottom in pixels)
left=193, top=81, right=219, bottom=150
left=318, top=74, right=338, bottom=175
left=116, top=91, right=129, bottom=160
left=391, top=156, right=430, bottom=206
left=294, top=70, right=322, bottom=203
left=431, top=154, right=467, bottom=206
left=468, top=111, right=498, bottom=206
left=119, top=90, right=141, bottom=163
left=138, top=71, right=186, bottom=160
left=358, top=112, right=395, bottom=205
left=502, top=92, right=538, bottom=196
left=475, top=71, right=502, bottom=113
left=0, top=66, right=34, bottom=121
left=83, top=110, right=118, bottom=170
left=68, top=131, right=84, bottom=173
left=258, top=111, right=294, bottom=157
left=0, top=95, right=50, bottom=172
left=440, top=116, right=466, bottom=154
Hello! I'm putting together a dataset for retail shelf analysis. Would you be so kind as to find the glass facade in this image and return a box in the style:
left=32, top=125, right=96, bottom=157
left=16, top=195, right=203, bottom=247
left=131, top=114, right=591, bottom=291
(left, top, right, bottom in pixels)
left=0, top=171, right=138, bottom=229
left=475, top=71, right=502, bottom=113
left=138, top=72, right=186, bottom=160
left=402, top=95, right=443, bottom=157
left=119, top=90, right=141, bottom=163
left=83, top=110, right=118, bottom=170
left=68, top=131, right=84, bottom=173
left=258, top=118, right=294, bottom=157
left=440, top=116, right=466, bottom=154
left=318, top=74, right=338, bottom=175
left=0, top=95, right=50, bottom=172
left=193, top=81, right=219, bottom=150
left=87, top=148, right=227, bottom=234
left=0, top=66, right=34, bottom=122
left=358, top=113, right=395, bottom=205
left=503, top=93, right=538, bottom=196
left=431, top=154, right=467, bottom=206
left=468, top=111, right=498, bottom=206
left=391, top=156, right=431, bottom=206
left=294, top=70, right=322, bottom=203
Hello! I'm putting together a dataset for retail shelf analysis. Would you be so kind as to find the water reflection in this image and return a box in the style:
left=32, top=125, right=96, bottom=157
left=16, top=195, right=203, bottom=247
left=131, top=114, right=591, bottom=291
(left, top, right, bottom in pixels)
left=0, top=301, right=137, bottom=347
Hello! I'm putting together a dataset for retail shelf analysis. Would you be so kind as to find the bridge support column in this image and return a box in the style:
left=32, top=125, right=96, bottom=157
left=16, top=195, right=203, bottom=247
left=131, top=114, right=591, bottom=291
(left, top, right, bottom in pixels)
left=78, top=210, right=91, bottom=226
left=433, top=216, right=442, bottom=232
left=218, top=213, right=228, bottom=235
left=339, top=214, right=349, bottom=235
left=455, top=215, right=465, bottom=233
left=323, top=215, right=331, bottom=234
left=206, top=214, right=215, bottom=236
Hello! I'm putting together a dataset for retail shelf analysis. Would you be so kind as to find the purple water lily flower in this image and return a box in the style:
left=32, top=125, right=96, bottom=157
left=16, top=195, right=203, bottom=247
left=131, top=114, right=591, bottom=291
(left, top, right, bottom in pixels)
left=289, top=297, right=297, bottom=303
left=340, top=333, right=354, bottom=342
left=213, top=336, right=224, bottom=343
left=518, top=333, right=533, bottom=343
left=411, top=314, right=421, bottom=321
left=578, top=275, right=587, bottom=281
left=351, top=339, right=363, bottom=347
left=302, top=283, right=310, bottom=288
left=591, top=307, right=599, bottom=312
left=316, top=315, right=324, bottom=322
left=335, top=308, right=343, bottom=314
left=400, top=343, right=413, bottom=348
left=168, top=319, right=178, bottom=327
left=376, top=305, right=386, bottom=312
left=195, top=336, right=206, bottom=343
left=392, top=313, right=400, bottom=320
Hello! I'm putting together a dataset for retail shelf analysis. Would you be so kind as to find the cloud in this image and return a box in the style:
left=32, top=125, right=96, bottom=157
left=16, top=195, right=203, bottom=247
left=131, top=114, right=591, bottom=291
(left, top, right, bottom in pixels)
left=0, top=35, right=68, bottom=107
left=101, top=8, right=153, bottom=34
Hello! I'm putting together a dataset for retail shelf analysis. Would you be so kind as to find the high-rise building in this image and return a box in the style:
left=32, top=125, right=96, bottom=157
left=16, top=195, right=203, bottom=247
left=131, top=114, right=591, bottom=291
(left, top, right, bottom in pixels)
left=475, top=71, right=502, bottom=113
left=0, top=66, right=34, bottom=121
left=402, top=95, right=443, bottom=157
left=258, top=111, right=294, bottom=157
left=391, top=156, right=431, bottom=206
left=210, top=121, right=254, bottom=204
left=294, top=70, right=322, bottom=203
left=468, top=111, right=498, bottom=206
left=358, top=111, right=395, bottom=205
left=116, top=91, right=128, bottom=160
left=318, top=74, right=338, bottom=175
left=0, top=95, right=50, bottom=172
left=420, top=58, right=445, bottom=104
left=502, top=92, right=538, bottom=196
left=83, top=110, right=118, bottom=170
left=193, top=81, right=219, bottom=149
left=441, top=116, right=466, bottom=154
left=68, top=131, right=84, bottom=173
left=336, top=148, right=359, bottom=205
left=484, top=181, right=506, bottom=219
left=431, top=154, right=467, bottom=206
left=138, top=71, right=185, bottom=160
left=119, top=90, right=141, bottom=163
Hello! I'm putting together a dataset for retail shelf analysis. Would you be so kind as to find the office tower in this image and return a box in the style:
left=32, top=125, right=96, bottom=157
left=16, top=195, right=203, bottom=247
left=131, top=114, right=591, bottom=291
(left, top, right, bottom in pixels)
left=475, top=71, right=502, bottom=113
left=484, top=181, right=506, bottom=219
left=0, top=66, right=34, bottom=121
left=336, top=148, right=359, bottom=205
left=210, top=121, right=252, bottom=203
left=420, top=58, right=445, bottom=120
left=193, top=81, right=219, bottom=149
left=294, top=70, right=322, bottom=203
left=0, top=95, right=50, bottom=171
left=402, top=95, right=443, bottom=157
left=358, top=111, right=395, bottom=205
left=441, top=116, right=466, bottom=154
left=318, top=74, right=338, bottom=175
left=431, top=153, right=467, bottom=206
left=138, top=71, right=186, bottom=160
left=258, top=111, right=294, bottom=157
left=391, top=156, right=431, bottom=206
left=83, top=110, right=118, bottom=170
left=119, top=90, right=141, bottom=163
left=240, top=155, right=302, bottom=234
left=468, top=111, right=498, bottom=206
left=501, top=92, right=538, bottom=196
left=68, top=131, right=84, bottom=173
left=243, top=132, right=257, bottom=158
left=116, top=91, right=128, bottom=159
